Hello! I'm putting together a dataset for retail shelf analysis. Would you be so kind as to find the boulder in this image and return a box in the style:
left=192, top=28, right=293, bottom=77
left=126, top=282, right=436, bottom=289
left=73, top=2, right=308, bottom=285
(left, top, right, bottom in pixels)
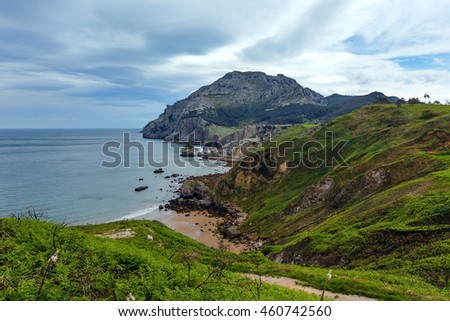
left=180, top=146, right=195, bottom=157
left=223, top=225, right=241, bottom=240
left=180, top=180, right=209, bottom=199
left=134, top=186, right=148, bottom=192
left=154, top=168, right=164, bottom=173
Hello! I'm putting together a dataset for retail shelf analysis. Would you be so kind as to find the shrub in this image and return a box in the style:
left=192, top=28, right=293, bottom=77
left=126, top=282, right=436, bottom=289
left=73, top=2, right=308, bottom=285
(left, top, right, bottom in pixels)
left=420, top=110, right=438, bottom=120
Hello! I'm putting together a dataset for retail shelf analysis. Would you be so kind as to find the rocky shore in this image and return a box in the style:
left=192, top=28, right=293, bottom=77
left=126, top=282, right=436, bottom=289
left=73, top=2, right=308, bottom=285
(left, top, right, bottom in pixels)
left=163, top=175, right=262, bottom=252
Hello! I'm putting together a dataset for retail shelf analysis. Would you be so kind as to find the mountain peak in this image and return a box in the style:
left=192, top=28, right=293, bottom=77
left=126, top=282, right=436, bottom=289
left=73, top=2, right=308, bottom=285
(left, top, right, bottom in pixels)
left=142, top=71, right=390, bottom=142
left=217, top=70, right=301, bottom=88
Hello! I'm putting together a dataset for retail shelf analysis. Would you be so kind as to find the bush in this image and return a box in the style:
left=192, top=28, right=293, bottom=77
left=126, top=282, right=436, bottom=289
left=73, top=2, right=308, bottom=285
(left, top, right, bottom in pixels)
left=420, top=110, right=438, bottom=120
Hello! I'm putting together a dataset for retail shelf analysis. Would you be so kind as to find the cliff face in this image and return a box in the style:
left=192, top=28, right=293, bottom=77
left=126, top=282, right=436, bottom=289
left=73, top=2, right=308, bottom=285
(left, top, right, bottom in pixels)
left=142, top=71, right=324, bottom=142
left=142, top=71, right=392, bottom=142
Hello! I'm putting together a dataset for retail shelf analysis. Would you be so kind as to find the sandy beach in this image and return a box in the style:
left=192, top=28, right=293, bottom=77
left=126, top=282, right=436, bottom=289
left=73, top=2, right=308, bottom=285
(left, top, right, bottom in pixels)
left=137, top=208, right=248, bottom=253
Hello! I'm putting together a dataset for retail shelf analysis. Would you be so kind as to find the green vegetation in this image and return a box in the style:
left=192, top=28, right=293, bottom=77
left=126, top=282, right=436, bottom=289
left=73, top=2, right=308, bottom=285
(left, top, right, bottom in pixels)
left=202, top=103, right=321, bottom=126
left=2, top=103, right=449, bottom=301
left=206, top=124, right=240, bottom=139
left=198, top=91, right=385, bottom=127
left=217, top=104, right=450, bottom=299
left=0, top=218, right=320, bottom=301
left=2, top=217, right=448, bottom=301
left=262, top=123, right=318, bottom=146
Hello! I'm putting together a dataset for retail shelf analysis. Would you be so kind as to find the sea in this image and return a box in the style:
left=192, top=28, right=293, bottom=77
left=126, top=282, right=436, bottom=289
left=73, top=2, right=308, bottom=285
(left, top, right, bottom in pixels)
left=0, top=129, right=228, bottom=225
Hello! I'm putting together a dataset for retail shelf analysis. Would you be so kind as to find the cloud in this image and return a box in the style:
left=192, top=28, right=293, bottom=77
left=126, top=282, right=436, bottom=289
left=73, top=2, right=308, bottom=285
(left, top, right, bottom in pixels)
left=1, top=0, right=450, bottom=128
left=240, top=0, right=350, bottom=60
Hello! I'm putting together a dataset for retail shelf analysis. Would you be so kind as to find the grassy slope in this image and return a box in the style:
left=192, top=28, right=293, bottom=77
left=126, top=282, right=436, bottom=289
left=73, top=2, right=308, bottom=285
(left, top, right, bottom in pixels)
left=2, top=217, right=448, bottom=301
left=0, top=218, right=321, bottom=301
left=217, top=104, right=450, bottom=298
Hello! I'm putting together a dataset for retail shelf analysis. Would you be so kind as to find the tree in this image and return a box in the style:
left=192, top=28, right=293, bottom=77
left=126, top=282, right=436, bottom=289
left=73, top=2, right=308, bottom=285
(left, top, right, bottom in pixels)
left=408, top=97, right=421, bottom=104
left=396, top=98, right=406, bottom=108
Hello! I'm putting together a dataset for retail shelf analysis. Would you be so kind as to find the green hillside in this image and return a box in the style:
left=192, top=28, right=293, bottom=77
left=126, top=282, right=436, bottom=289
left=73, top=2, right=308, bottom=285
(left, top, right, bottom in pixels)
left=0, top=218, right=320, bottom=301
left=2, top=217, right=449, bottom=300
left=217, top=104, right=450, bottom=293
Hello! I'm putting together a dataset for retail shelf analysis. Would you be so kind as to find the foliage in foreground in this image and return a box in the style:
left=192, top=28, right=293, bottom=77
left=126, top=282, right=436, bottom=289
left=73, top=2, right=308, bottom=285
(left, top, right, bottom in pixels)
left=0, top=218, right=319, bottom=301
left=1, top=217, right=449, bottom=301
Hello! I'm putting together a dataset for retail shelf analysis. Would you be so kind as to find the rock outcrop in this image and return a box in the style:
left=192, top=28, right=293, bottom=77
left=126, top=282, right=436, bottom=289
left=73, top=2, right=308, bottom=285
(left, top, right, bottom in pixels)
left=167, top=178, right=249, bottom=242
left=142, top=71, right=392, bottom=144
left=143, top=71, right=323, bottom=142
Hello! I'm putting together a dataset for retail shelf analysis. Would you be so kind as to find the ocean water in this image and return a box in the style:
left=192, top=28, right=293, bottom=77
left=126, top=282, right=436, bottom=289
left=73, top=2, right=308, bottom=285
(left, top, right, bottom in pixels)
left=0, top=129, right=228, bottom=224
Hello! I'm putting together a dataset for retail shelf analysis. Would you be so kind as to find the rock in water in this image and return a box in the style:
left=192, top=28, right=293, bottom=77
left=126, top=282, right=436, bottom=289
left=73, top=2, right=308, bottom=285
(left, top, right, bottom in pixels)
left=180, top=145, right=195, bottom=157
left=153, top=168, right=164, bottom=173
left=134, top=186, right=148, bottom=192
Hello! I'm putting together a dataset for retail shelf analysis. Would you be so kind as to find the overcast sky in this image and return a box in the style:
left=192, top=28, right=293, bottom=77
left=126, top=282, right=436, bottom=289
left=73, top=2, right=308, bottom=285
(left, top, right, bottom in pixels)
left=1, top=0, right=450, bottom=128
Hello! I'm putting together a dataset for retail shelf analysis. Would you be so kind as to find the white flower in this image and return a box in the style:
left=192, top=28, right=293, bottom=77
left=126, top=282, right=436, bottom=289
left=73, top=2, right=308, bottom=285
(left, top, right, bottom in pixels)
left=49, top=250, right=59, bottom=264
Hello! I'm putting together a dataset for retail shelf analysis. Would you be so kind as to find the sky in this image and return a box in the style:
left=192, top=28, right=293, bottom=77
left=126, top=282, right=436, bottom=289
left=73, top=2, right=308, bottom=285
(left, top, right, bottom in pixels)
left=1, top=0, right=450, bottom=128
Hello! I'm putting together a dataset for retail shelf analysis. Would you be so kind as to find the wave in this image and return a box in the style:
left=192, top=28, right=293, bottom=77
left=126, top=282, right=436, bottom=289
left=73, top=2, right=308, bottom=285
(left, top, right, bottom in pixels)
left=117, top=205, right=160, bottom=221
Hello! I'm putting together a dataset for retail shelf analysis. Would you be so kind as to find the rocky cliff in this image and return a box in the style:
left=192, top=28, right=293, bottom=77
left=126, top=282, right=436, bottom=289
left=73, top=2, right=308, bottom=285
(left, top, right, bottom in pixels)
left=143, top=71, right=391, bottom=142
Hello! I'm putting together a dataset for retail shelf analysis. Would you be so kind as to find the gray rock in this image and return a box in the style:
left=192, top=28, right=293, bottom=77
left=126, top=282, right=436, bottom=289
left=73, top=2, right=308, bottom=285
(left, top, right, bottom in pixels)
left=223, top=225, right=241, bottom=240
left=296, top=178, right=335, bottom=210
left=180, top=180, right=209, bottom=199
left=142, top=71, right=323, bottom=142
left=134, top=186, right=148, bottom=192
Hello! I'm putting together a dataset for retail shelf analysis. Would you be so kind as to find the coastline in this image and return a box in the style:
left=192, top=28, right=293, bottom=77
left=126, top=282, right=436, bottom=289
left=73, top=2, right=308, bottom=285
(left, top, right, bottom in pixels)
left=134, top=207, right=249, bottom=253
left=119, top=167, right=251, bottom=253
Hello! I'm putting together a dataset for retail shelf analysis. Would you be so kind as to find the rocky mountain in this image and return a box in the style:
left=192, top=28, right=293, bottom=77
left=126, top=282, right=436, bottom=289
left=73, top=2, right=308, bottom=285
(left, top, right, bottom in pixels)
left=142, top=71, right=392, bottom=142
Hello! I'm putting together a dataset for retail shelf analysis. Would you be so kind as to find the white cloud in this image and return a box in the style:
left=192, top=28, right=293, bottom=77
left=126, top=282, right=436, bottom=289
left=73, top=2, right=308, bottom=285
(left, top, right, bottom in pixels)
left=1, top=0, right=450, bottom=127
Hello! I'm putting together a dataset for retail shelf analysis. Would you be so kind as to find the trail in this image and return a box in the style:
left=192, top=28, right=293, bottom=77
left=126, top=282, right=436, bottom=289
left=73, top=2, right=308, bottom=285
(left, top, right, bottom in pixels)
left=243, top=274, right=376, bottom=301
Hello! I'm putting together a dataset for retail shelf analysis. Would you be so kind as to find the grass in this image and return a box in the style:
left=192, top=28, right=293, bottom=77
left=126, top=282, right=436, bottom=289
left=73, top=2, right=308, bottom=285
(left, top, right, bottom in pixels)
left=215, top=104, right=450, bottom=299
left=0, top=218, right=320, bottom=301
left=1, top=217, right=448, bottom=300
left=206, top=124, right=240, bottom=140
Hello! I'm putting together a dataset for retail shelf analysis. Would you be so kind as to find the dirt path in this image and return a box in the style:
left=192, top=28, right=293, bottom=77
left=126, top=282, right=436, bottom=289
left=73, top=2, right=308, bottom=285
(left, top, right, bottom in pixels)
left=243, top=274, right=376, bottom=301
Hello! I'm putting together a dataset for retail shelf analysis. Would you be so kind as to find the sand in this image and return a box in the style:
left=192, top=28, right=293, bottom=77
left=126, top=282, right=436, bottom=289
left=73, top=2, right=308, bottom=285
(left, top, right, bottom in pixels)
left=136, top=208, right=248, bottom=253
